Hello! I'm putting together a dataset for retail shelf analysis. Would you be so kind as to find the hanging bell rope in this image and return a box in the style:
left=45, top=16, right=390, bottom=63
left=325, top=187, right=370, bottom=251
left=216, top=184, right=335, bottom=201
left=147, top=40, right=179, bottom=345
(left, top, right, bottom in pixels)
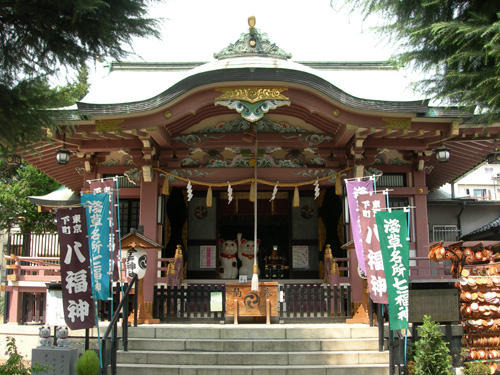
left=251, top=136, right=259, bottom=292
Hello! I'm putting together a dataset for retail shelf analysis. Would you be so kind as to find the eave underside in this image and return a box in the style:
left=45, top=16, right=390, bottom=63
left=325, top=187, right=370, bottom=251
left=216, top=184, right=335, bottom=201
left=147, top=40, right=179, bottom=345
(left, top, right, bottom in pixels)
left=23, top=83, right=500, bottom=193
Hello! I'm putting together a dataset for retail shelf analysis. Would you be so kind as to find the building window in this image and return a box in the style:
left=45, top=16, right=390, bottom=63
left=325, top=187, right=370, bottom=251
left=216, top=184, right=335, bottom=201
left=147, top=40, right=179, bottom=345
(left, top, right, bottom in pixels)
left=119, top=199, right=140, bottom=236
left=378, top=174, right=406, bottom=187
left=473, top=189, right=488, bottom=200
left=389, top=197, right=409, bottom=208
left=432, top=224, right=460, bottom=242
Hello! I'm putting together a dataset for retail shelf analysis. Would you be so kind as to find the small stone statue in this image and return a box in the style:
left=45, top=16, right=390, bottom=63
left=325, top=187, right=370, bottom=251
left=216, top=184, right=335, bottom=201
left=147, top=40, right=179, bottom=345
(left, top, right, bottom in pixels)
left=39, top=326, right=52, bottom=347
left=56, top=327, right=70, bottom=347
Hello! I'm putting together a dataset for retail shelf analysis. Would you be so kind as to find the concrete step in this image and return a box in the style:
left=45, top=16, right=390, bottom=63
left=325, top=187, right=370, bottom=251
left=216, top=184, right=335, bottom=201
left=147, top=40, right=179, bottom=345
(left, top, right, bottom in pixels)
left=116, top=363, right=390, bottom=375
left=127, top=337, right=380, bottom=352
left=127, top=324, right=380, bottom=340
left=117, top=349, right=389, bottom=366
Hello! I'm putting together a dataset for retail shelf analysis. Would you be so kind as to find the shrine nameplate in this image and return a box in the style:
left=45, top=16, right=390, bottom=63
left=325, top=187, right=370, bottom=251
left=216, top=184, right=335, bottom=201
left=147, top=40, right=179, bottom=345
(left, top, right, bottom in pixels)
left=225, top=282, right=278, bottom=317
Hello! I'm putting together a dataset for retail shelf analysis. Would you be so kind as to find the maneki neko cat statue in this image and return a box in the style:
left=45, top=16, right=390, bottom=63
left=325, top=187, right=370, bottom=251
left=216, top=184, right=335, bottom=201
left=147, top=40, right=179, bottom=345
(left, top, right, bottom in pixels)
left=219, top=239, right=238, bottom=279
left=237, top=235, right=260, bottom=279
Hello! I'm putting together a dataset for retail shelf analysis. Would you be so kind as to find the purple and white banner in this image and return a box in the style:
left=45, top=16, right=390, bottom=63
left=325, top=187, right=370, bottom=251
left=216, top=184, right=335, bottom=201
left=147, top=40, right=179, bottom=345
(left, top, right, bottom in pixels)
left=81, top=193, right=111, bottom=300
left=345, top=178, right=374, bottom=273
left=56, top=208, right=95, bottom=329
left=357, top=193, right=388, bottom=304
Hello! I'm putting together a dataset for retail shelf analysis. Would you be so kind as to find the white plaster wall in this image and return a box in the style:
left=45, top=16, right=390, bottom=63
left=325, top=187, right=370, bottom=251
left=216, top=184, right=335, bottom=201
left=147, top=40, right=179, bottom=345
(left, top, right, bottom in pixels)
left=455, top=164, right=500, bottom=200
left=427, top=203, right=500, bottom=239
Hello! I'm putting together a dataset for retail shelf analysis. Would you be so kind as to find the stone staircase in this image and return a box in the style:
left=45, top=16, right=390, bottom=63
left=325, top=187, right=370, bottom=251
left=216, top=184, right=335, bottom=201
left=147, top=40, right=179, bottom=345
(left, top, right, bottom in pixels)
left=116, top=324, right=389, bottom=375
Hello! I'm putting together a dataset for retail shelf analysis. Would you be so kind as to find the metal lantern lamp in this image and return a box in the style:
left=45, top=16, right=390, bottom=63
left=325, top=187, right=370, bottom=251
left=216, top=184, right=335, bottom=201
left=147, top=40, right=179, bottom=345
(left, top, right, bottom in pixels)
left=486, top=141, right=500, bottom=164
left=56, top=148, right=71, bottom=165
left=434, top=145, right=450, bottom=163
left=6, top=154, right=21, bottom=166
left=485, top=151, right=500, bottom=164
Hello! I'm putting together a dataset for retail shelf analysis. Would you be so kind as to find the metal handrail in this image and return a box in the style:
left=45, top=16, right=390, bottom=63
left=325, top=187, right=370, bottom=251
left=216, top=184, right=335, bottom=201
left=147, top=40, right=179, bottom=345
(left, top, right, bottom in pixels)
left=100, top=275, right=138, bottom=375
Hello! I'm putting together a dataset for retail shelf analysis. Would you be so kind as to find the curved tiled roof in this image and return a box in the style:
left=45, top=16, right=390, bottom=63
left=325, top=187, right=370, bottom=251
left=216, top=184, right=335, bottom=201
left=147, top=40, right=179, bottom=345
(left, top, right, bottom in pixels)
left=76, top=64, right=432, bottom=117
left=461, top=216, right=500, bottom=240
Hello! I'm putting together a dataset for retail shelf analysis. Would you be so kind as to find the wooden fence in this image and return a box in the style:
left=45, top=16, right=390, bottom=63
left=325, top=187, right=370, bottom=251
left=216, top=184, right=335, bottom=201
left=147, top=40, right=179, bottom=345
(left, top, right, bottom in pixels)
left=152, top=283, right=352, bottom=321
left=8, top=232, right=60, bottom=257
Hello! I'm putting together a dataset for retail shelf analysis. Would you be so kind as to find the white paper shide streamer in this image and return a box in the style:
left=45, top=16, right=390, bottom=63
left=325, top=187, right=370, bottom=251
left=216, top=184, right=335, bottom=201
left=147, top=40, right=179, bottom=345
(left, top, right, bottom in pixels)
left=227, top=182, right=233, bottom=204
left=186, top=180, right=193, bottom=201
left=270, top=181, right=279, bottom=202
left=314, top=178, right=320, bottom=200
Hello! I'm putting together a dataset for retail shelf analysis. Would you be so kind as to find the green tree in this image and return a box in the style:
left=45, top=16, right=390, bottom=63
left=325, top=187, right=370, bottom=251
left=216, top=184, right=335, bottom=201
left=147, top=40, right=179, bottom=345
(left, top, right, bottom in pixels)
left=0, top=0, right=160, bottom=155
left=345, top=0, right=500, bottom=121
left=413, top=315, right=453, bottom=375
left=0, top=160, right=60, bottom=234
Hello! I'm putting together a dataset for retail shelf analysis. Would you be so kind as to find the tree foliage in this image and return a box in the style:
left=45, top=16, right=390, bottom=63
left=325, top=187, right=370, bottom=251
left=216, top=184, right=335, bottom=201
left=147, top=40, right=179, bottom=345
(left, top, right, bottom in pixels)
left=346, top=0, right=500, bottom=121
left=0, top=0, right=160, bottom=155
left=0, top=160, right=59, bottom=233
left=413, top=315, right=453, bottom=375
left=0, top=337, right=51, bottom=374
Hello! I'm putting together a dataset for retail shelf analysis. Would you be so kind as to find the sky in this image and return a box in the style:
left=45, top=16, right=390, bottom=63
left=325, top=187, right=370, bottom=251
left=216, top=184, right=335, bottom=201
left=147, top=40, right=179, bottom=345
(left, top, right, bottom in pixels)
left=80, top=0, right=398, bottom=84
left=125, top=0, right=395, bottom=62
left=76, top=0, right=430, bottom=104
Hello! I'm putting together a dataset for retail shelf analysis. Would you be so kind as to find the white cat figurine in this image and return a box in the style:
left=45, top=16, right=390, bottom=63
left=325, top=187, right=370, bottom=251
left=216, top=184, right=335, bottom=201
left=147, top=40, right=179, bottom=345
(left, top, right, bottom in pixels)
left=218, top=239, right=238, bottom=279
left=237, top=235, right=259, bottom=278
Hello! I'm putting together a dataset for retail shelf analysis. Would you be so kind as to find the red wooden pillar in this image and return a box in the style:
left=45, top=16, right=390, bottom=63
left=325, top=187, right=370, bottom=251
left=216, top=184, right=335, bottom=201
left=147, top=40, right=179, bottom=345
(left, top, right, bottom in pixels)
left=139, top=172, right=159, bottom=242
left=138, top=172, right=160, bottom=323
left=413, top=170, right=429, bottom=258
left=8, top=288, right=21, bottom=323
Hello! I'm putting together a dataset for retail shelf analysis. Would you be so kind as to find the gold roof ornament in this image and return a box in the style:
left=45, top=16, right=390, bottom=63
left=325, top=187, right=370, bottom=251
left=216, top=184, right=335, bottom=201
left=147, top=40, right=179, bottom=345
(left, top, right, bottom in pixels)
left=215, top=87, right=289, bottom=103
left=248, top=16, right=256, bottom=29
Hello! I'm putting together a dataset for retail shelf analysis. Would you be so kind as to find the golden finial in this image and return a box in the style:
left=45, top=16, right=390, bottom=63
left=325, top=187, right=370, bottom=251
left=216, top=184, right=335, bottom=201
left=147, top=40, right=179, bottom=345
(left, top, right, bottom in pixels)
left=248, top=16, right=256, bottom=29
left=324, top=244, right=333, bottom=259
left=175, top=244, right=183, bottom=258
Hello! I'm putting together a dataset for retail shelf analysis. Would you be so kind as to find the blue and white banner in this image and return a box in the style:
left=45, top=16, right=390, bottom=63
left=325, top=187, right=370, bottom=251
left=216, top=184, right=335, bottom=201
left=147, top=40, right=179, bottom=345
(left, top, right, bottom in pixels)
left=81, top=193, right=111, bottom=300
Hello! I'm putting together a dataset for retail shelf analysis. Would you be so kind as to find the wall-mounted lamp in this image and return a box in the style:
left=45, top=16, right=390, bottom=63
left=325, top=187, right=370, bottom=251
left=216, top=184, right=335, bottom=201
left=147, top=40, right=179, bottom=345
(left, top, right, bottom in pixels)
left=434, top=145, right=450, bottom=163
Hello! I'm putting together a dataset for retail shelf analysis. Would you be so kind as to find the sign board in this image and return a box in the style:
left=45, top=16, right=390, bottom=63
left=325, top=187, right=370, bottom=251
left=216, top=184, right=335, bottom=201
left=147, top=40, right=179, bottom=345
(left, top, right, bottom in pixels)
left=45, top=288, right=66, bottom=326
left=409, top=289, right=459, bottom=323
left=292, top=246, right=309, bottom=269
left=210, top=291, right=223, bottom=312
left=125, top=247, right=147, bottom=279
left=199, top=245, right=216, bottom=269
left=225, top=282, right=278, bottom=317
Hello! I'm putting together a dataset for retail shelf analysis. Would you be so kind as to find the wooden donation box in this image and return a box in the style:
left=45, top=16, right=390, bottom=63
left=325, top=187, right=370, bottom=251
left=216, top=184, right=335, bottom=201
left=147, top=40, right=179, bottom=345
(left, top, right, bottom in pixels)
left=226, top=282, right=278, bottom=324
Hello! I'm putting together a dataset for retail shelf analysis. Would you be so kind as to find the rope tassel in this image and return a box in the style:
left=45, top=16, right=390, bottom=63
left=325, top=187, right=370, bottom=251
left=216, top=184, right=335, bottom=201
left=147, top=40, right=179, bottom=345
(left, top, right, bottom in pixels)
left=249, top=181, right=255, bottom=202
left=293, top=186, right=300, bottom=207
left=162, top=176, right=170, bottom=196
left=206, top=186, right=212, bottom=207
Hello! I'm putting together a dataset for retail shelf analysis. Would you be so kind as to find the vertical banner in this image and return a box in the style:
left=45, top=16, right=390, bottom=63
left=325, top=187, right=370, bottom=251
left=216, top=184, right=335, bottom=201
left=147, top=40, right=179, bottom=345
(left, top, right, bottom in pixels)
left=376, top=209, right=410, bottom=330
left=345, top=178, right=374, bottom=273
left=56, top=208, right=95, bottom=329
left=89, top=179, right=120, bottom=280
left=81, top=193, right=111, bottom=300
left=357, top=193, right=388, bottom=304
